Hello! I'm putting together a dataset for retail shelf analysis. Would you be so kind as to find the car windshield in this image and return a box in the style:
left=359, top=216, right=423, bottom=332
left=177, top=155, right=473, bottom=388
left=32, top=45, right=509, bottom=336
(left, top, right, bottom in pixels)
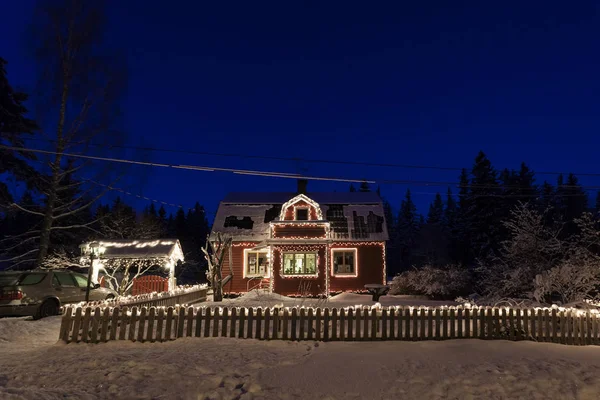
left=0, top=273, right=20, bottom=287
left=17, top=273, right=46, bottom=286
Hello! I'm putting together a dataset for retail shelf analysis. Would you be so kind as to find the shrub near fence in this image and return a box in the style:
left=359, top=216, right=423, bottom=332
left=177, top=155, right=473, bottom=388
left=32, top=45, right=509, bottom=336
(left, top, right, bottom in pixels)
left=59, top=305, right=600, bottom=345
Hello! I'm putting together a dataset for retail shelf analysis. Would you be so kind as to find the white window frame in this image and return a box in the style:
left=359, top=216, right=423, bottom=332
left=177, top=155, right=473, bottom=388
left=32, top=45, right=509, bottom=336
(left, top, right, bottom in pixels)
left=331, top=248, right=358, bottom=277
left=243, top=248, right=270, bottom=278
left=281, top=252, right=319, bottom=277
left=294, top=206, right=310, bottom=221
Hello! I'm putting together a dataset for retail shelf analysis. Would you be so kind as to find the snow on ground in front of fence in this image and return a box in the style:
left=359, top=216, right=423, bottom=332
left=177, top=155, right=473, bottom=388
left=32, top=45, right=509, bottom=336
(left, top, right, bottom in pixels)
left=205, top=291, right=458, bottom=309
left=2, top=317, right=600, bottom=399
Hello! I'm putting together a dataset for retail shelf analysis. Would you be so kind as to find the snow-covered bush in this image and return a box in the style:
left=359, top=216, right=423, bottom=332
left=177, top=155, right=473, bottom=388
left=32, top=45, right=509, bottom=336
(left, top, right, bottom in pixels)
left=390, top=264, right=471, bottom=299
left=533, top=257, right=600, bottom=304
left=476, top=203, right=564, bottom=299
left=478, top=204, right=600, bottom=303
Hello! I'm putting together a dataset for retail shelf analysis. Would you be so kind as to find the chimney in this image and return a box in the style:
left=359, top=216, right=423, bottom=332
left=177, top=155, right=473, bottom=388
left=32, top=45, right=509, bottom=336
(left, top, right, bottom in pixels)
left=297, top=178, right=308, bottom=194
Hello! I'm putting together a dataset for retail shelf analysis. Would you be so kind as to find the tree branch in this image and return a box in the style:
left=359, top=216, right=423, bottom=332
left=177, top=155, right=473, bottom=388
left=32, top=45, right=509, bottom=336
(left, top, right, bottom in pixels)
left=10, top=202, right=46, bottom=217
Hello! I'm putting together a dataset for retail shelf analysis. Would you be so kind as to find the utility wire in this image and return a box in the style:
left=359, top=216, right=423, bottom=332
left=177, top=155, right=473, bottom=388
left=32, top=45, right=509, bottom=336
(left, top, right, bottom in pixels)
left=3, top=144, right=600, bottom=193
left=0, top=144, right=374, bottom=184
left=24, top=137, right=600, bottom=178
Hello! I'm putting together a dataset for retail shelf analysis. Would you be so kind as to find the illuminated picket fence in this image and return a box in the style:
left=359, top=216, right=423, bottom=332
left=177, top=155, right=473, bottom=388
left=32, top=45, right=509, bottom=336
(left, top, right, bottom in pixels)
left=59, top=305, right=600, bottom=345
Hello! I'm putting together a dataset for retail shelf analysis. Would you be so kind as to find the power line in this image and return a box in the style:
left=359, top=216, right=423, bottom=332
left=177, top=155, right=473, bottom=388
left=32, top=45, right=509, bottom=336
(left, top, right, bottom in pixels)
left=0, top=144, right=373, bottom=184
left=24, top=137, right=600, bottom=178
left=2, top=144, right=600, bottom=193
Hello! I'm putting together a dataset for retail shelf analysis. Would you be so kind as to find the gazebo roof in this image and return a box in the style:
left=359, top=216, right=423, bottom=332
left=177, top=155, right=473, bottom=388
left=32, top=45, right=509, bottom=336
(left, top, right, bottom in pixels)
left=80, top=239, right=184, bottom=262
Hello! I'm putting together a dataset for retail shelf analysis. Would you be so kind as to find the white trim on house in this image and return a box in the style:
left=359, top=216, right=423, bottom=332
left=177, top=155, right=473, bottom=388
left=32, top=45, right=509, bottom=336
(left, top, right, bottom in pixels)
left=279, top=194, right=324, bottom=221
left=242, top=248, right=270, bottom=279
left=330, top=248, right=358, bottom=278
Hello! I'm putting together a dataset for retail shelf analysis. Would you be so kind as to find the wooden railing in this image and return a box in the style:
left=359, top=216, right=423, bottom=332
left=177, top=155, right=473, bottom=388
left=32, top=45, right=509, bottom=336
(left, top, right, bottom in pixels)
left=81, top=286, right=208, bottom=310
left=59, top=305, right=600, bottom=345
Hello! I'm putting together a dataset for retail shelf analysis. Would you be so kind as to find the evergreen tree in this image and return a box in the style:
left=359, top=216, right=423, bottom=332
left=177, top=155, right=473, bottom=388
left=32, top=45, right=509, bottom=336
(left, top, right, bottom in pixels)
left=443, top=188, right=457, bottom=230
left=516, top=162, right=537, bottom=204
left=559, top=173, right=588, bottom=236
left=158, top=205, right=168, bottom=237
left=466, top=151, right=503, bottom=260
left=396, top=189, right=420, bottom=271
left=454, top=168, right=472, bottom=265
left=539, top=181, right=557, bottom=226
left=595, top=192, right=600, bottom=217
left=458, top=168, right=470, bottom=210
left=0, top=57, right=38, bottom=203
left=174, top=208, right=187, bottom=239
left=427, top=193, right=444, bottom=224
left=349, top=184, right=356, bottom=192
left=443, top=187, right=460, bottom=263
left=415, top=193, right=448, bottom=266
left=166, top=213, right=175, bottom=237
left=0, top=192, right=41, bottom=269
left=99, top=197, right=137, bottom=238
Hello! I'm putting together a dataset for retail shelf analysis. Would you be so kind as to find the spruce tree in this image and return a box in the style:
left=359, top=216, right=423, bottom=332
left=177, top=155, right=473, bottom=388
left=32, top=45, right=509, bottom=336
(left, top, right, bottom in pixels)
left=396, top=189, right=420, bottom=271
left=427, top=193, right=444, bottom=224
left=349, top=184, right=356, bottom=192
left=467, top=151, right=502, bottom=259
left=560, top=173, right=588, bottom=236
left=595, top=192, right=600, bottom=217
left=455, top=168, right=471, bottom=265
left=516, top=162, right=536, bottom=204
left=444, top=188, right=457, bottom=230
left=158, top=205, right=168, bottom=237
left=539, top=181, right=557, bottom=226
left=0, top=57, right=38, bottom=201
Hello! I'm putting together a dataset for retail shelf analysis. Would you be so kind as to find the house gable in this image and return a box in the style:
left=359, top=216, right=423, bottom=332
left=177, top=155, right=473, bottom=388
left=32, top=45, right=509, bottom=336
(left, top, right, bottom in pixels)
left=279, top=194, right=323, bottom=221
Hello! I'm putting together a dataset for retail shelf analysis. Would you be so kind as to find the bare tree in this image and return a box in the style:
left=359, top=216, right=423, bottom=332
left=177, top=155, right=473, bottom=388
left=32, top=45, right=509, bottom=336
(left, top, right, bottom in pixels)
left=99, top=259, right=162, bottom=296
left=1, top=0, right=127, bottom=268
left=40, top=248, right=162, bottom=296
left=202, top=233, right=232, bottom=302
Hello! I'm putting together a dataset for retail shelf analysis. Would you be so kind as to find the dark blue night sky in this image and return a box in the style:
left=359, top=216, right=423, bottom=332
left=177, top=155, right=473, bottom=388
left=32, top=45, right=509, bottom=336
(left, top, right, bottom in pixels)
left=2, top=1, right=600, bottom=220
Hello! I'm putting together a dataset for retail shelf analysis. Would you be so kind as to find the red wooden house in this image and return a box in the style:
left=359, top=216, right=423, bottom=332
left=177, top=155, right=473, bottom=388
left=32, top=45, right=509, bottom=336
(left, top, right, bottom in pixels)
left=210, top=180, right=388, bottom=297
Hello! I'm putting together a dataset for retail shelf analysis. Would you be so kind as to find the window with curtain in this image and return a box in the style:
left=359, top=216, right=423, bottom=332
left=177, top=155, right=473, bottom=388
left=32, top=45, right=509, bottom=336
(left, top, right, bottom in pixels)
left=282, top=253, right=317, bottom=275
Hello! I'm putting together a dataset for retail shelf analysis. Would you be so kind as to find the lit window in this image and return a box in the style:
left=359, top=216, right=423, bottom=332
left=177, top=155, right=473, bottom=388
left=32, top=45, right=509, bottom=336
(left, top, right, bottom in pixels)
left=332, top=250, right=356, bottom=275
left=246, top=251, right=269, bottom=277
left=295, top=208, right=309, bottom=221
left=282, top=253, right=317, bottom=275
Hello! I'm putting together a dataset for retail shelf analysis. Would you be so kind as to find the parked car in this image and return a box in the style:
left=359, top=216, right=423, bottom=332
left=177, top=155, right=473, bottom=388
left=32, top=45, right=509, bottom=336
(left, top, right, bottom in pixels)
left=0, top=270, right=117, bottom=319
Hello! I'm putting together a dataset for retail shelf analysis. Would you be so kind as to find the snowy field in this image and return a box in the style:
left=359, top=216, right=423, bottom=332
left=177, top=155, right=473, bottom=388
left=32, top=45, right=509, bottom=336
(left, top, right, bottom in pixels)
left=2, top=294, right=600, bottom=399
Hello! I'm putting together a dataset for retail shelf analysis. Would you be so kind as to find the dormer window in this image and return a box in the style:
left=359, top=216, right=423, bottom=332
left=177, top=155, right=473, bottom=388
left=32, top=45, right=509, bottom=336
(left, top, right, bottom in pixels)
left=295, top=207, right=309, bottom=221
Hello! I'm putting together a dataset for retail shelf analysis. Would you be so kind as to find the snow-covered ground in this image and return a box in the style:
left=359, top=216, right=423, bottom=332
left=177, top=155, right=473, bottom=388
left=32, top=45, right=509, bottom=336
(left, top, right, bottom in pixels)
left=204, top=291, right=457, bottom=309
left=2, top=292, right=600, bottom=399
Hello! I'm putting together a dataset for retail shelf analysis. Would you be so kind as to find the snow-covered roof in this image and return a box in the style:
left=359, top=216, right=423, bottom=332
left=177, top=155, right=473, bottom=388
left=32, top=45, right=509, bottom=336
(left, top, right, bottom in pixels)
left=212, top=192, right=388, bottom=241
left=80, top=239, right=184, bottom=262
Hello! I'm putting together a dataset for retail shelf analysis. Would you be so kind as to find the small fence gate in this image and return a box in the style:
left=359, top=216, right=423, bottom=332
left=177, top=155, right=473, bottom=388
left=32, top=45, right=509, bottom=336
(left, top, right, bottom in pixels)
left=131, top=275, right=169, bottom=295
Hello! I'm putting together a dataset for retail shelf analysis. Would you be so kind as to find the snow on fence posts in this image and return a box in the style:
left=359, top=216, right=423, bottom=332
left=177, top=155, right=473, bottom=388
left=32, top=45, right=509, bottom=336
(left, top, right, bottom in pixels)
left=58, top=305, right=600, bottom=345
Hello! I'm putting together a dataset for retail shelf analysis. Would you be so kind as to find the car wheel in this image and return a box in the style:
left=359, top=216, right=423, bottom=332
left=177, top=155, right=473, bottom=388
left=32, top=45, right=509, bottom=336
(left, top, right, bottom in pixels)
left=35, top=299, right=59, bottom=320
left=105, top=294, right=115, bottom=301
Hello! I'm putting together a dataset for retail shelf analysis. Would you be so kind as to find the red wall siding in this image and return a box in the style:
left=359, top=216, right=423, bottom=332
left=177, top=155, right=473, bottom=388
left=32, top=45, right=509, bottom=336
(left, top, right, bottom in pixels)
left=222, top=243, right=265, bottom=293
left=272, top=226, right=327, bottom=239
left=329, top=243, right=385, bottom=293
left=272, top=246, right=326, bottom=296
left=282, top=200, right=319, bottom=221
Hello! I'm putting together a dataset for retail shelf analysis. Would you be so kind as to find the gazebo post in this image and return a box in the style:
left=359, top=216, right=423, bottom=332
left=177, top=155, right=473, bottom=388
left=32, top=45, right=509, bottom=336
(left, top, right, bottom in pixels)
left=167, top=259, right=176, bottom=291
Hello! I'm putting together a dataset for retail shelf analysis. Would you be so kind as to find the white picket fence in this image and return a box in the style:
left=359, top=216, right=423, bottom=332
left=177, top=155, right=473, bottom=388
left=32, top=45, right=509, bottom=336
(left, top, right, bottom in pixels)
left=59, top=305, right=600, bottom=345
